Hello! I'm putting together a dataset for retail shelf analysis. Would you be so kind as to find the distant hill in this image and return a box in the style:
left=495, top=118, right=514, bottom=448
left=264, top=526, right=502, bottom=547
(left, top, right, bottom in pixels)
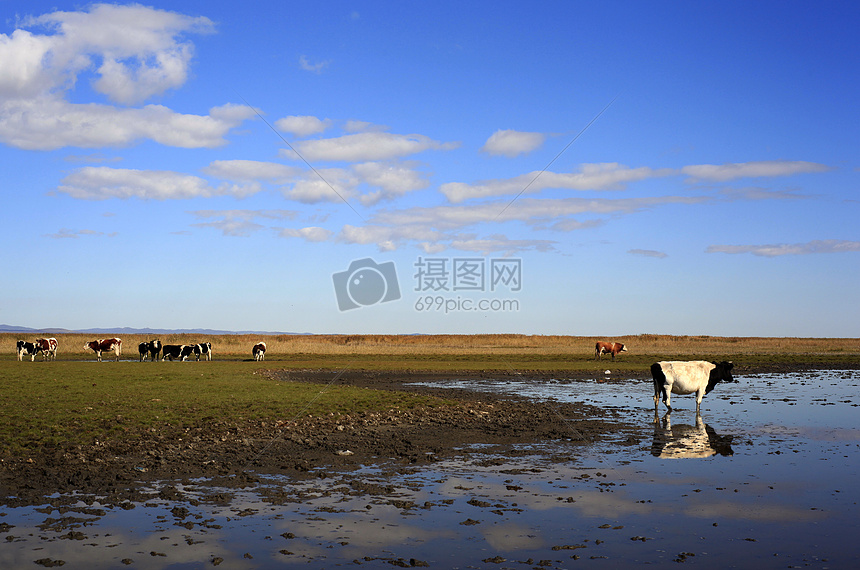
left=0, top=324, right=307, bottom=336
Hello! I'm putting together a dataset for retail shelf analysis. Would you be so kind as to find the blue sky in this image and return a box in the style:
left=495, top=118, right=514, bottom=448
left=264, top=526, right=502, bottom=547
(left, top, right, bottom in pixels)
left=1, top=1, right=858, bottom=337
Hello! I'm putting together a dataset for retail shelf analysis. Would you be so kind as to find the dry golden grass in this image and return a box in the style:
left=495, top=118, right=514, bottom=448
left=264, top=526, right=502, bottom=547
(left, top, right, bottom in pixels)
left=3, top=332, right=858, bottom=360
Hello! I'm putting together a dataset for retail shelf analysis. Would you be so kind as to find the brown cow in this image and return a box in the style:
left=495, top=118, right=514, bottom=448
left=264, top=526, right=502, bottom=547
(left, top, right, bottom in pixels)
left=84, top=338, right=122, bottom=362
left=252, top=342, right=267, bottom=361
left=595, top=341, right=627, bottom=361
left=35, top=337, right=58, bottom=361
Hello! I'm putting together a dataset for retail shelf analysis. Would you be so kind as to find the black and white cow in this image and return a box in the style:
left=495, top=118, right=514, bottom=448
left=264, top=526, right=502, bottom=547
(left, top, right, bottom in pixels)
left=139, top=340, right=162, bottom=362
left=252, top=342, right=266, bottom=361
left=651, top=413, right=734, bottom=459
left=180, top=345, right=196, bottom=361
left=651, top=360, right=736, bottom=413
left=16, top=340, right=39, bottom=361
left=148, top=339, right=162, bottom=361
left=35, top=338, right=58, bottom=361
left=192, top=342, right=212, bottom=361
left=162, top=344, right=189, bottom=361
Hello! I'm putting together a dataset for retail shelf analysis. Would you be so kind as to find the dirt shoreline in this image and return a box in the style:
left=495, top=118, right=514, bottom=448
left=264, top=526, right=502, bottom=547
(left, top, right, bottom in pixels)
left=0, top=363, right=850, bottom=506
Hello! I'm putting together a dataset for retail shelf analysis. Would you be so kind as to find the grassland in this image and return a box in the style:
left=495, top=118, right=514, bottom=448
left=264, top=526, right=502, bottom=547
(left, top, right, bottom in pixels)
left=2, top=333, right=857, bottom=459
left=3, top=332, right=858, bottom=371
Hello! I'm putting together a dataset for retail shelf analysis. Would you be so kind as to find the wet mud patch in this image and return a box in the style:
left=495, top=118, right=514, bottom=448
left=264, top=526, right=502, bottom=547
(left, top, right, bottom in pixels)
left=1, top=368, right=859, bottom=568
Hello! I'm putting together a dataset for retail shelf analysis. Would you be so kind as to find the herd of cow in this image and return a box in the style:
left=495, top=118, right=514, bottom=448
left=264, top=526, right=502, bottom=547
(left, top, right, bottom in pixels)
left=15, top=337, right=269, bottom=363
left=14, top=336, right=736, bottom=413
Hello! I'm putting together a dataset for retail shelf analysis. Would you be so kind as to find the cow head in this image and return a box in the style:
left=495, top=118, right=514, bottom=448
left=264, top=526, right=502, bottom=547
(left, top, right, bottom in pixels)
left=717, top=361, right=736, bottom=382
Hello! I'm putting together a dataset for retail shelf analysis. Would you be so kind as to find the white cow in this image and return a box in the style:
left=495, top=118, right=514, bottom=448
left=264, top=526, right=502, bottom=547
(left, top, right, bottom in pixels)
left=651, top=360, right=735, bottom=413
left=651, top=413, right=734, bottom=459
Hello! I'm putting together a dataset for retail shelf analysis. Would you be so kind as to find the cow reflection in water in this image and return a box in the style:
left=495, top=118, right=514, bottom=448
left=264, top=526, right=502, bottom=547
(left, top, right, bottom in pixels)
left=651, top=414, right=734, bottom=458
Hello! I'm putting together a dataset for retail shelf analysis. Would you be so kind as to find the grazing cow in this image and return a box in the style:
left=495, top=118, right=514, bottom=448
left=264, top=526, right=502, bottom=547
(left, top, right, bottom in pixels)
left=161, top=344, right=189, bottom=361
left=252, top=342, right=266, bottom=361
left=180, top=345, right=196, bottom=361
left=595, top=341, right=627, bottom=361
left=34, top=337, right=58, bottom=361
left=84, top=338, right=122, bottom=362
left=192, top=342, right=212, bottom=361
left=16, top=340, right=39, bottom=361
left=651, top=414, right=734, bottom=459
left=138, top=340, right=162, bottom=362
left=651, top=360, right=736, bottom=413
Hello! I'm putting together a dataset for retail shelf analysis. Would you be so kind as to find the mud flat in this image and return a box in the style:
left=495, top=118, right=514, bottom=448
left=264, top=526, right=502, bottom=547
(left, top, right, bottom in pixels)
left=1, top=367, right=859, bottom=568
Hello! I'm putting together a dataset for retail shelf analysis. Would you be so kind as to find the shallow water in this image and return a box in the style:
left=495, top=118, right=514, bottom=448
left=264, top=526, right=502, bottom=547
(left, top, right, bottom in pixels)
left=1, top=371, right=858, bottom=568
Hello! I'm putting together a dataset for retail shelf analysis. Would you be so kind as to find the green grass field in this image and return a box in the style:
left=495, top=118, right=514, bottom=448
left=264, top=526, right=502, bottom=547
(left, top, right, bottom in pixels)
left=2, top=333, right=858, bottom=458
left=0, top=360, right=443, bottom=457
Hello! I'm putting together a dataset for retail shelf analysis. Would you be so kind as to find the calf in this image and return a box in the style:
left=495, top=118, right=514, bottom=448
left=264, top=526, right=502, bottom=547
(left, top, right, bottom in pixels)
left=162, top=344, right=189, bottom=361
left=16, top=340, right=39, bottom=361
left=651, top=360, right=735, bottom=413
left=252, top=342, right=266, bottom=361
left=192, top=342, right=212, bottom=361
left=84, top=338, right=122, bottom=362
left=595, top=341, right=627, bottom=361
left=35, top=338, right=59, bottom=361
left=138, top=340, right=162, bottom=362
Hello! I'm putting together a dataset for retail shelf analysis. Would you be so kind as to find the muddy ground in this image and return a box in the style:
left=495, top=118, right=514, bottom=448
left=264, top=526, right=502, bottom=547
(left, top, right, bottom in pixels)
left=0, top=363, right=848, bottom=507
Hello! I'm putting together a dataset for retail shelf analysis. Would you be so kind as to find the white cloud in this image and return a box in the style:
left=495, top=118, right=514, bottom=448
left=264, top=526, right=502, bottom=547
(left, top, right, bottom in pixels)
left=373, top=196, right=707, bottom=230
left=58, top=166, right=259, bottom=200
left=334, top=195, right=707, bottom=253
left=0, top=98, right=253, bottom=150
left=283, top=168, right=357, bottom=204
left=629, top=248, right=668, bottom=259
left=299, top=55, right=331, bottom=74
left=275, top=115, right=332, bottom=137
left=706, top=239, right=860, bottom=257
left=718, top=186, right=810, bottom=200
left=24, top=3, right=214, bottom=104
left=440, top=163, right=674, bottom=203
left=5, top=4, right=212, bottom=103
left=682, top=160, right=830, bottom=182
left=43, top=228, right=114, bottom=239
left=353, top=161, right=430, bottom=205
left=480, top=129, right=545, bottom=158
left=189, top=210, right=298, bottom=237
left=277, top=161, right=430, bottom=206
left=288, top=131, right=459, bottom=162
left=449, top=235, right=556, bottom=255
left=278, top=226, right=333, bottom=242
left=0, top=5, right=252, bottom=150
left=202, top=160, right=299, bottom=183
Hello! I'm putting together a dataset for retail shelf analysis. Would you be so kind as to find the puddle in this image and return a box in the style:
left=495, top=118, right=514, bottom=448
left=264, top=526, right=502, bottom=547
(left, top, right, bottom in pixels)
left=1, top=371, right=858, bottom=568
